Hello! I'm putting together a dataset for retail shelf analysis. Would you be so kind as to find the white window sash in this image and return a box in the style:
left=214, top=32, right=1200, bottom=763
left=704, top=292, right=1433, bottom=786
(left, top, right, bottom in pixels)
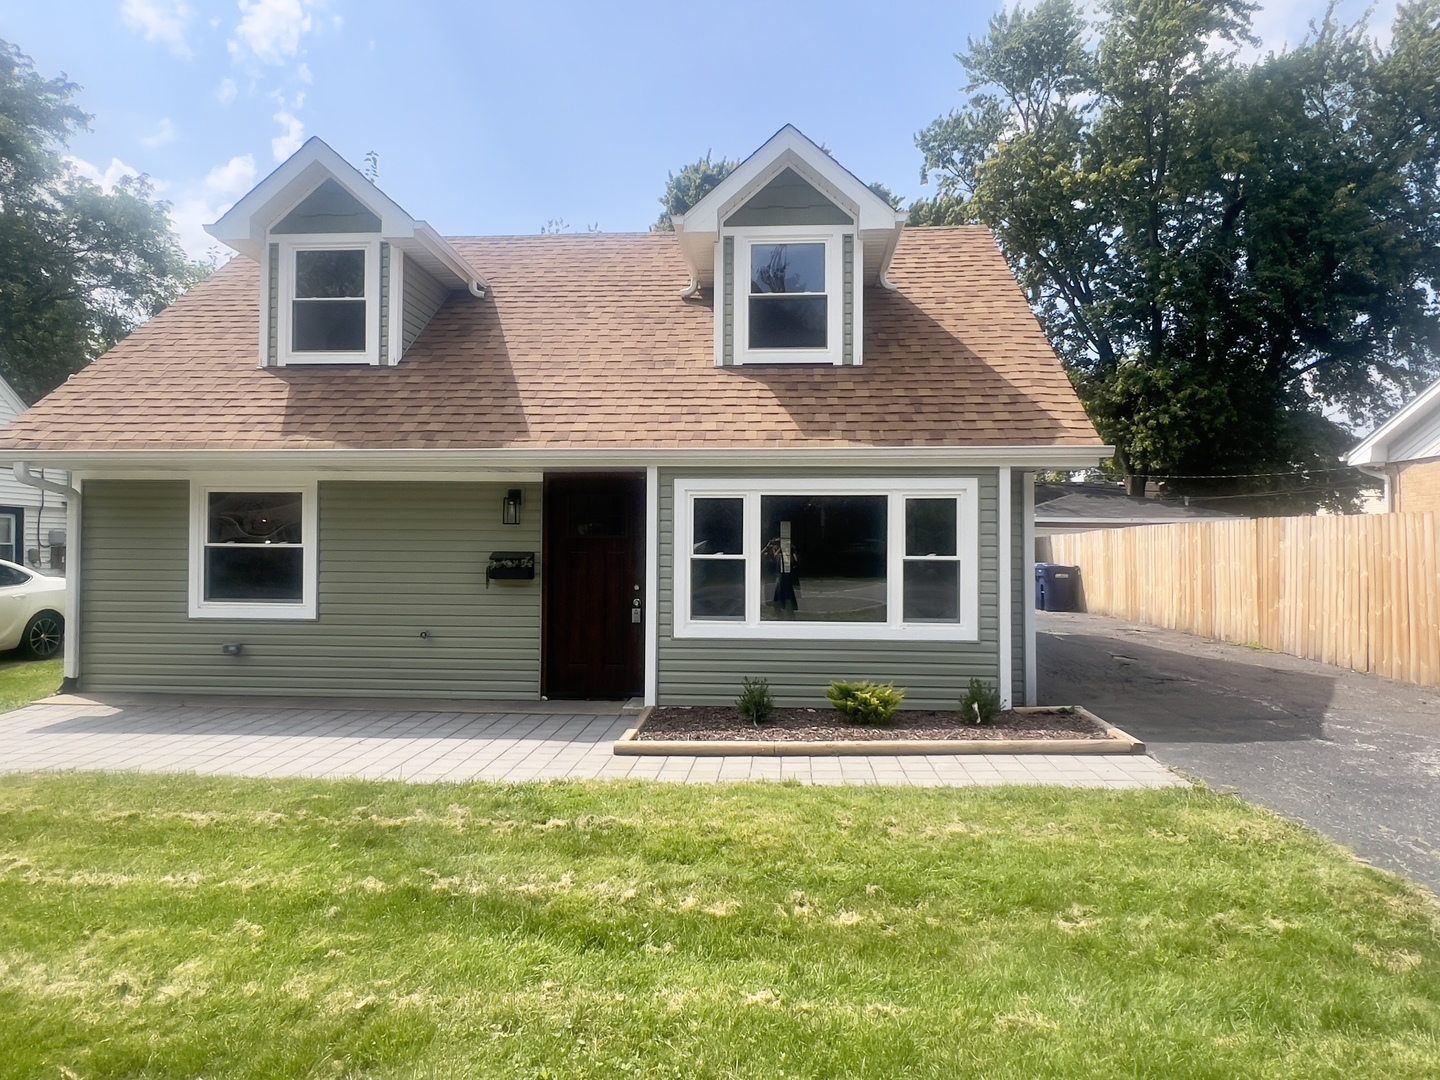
left=730, top=226, right=845, bottom=366
left=188, top=479, right=318, bottom=620
left=672, top=477, right=980, bottom=641
left=276, top=236, right=382, bottom=366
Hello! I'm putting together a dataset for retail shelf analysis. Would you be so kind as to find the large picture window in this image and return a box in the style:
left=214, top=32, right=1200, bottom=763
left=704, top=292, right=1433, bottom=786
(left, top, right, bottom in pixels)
left=674, top=478, right=980, bottom=641
left=189, top=482, right=317, bottom=619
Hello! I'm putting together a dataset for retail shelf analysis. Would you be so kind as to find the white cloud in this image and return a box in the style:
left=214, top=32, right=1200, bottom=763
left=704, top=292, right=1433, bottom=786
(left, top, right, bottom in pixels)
left=271, top=111, right=305, bottom=161
left=296, top=62, right=312, bottom=84
left=229, top=0, right=313, bottom=66
left=169, top=153, right=258, bottom=260
left=140, top=118, right=177, bottom=149
left=204, top=153, right=258, bottom=197
left=66, top=155, right=143, bottom=192
left=217, top=77, right=238, bottom=104
left=121, top=0, right=194, bottom=57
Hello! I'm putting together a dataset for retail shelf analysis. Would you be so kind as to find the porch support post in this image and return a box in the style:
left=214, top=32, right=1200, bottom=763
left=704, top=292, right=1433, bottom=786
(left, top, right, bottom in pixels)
left=644, top=465, right=658, bottom=707
left=998, top=466, right=1013, bottom=710
left=1022, top=471, right=1036, bottom=706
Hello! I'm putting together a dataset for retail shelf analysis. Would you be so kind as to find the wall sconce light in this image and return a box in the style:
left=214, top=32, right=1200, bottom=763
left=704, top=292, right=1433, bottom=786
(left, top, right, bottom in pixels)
left=502, top=488, right=523, bottom=525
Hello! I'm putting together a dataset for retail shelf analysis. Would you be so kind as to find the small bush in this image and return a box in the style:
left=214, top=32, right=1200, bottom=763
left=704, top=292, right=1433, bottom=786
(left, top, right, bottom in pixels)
left=736, top=676, right=774, bottom=725
left=960, top=678, right=1002, bottom=725
left=826, top=680, right=905, bottom=726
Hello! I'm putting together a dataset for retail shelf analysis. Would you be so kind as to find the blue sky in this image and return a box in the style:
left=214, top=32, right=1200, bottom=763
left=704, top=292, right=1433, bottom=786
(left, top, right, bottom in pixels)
left=1, top=0, right=1385, bottom=259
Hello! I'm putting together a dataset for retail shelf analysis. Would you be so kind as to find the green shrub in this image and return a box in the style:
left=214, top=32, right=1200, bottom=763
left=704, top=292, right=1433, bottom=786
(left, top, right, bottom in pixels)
left=960, top=678, right=1002, bottom=725
left=826, top=680, right=905, bottom=726
left=736, top=676, right=774, bottom=725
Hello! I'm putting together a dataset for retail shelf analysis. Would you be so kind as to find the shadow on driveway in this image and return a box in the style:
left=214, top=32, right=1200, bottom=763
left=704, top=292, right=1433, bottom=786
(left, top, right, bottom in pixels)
left=1039, top=611, right=1440, bottom=893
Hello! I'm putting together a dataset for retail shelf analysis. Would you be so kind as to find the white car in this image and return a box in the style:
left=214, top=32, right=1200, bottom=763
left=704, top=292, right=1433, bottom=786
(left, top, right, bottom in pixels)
left=0, top=561, right=65, bottom=660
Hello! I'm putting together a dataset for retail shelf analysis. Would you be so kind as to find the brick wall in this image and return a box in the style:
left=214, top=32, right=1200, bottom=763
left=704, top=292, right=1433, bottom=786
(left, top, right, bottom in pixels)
left=1397, top=459, right=1440, bottom=513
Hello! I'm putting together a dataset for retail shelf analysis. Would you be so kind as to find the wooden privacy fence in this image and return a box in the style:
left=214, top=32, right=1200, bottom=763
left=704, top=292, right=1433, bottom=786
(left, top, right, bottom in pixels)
left=1048, top=512, right=1440, bottom=687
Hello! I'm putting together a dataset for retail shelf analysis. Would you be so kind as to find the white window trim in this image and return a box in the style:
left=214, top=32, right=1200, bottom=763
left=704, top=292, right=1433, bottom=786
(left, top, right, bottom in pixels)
left=275, top=235, right=382, bottom=366
left=188, top=479, right=318, bottom=620
left=730, top=225, right=845, bottom=366
left=672, top=477, right=980, bottom=641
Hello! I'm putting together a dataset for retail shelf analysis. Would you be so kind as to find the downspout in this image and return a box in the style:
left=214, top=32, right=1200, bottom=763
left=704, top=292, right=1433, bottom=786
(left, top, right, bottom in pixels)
left=1355, top=464, right=1394, bottom=512
left=13, top=463, right=82, bottom=688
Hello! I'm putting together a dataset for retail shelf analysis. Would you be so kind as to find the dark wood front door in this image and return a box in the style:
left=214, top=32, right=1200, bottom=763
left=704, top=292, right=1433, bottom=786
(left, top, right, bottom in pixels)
left=543, top=473, right=645, bottom=699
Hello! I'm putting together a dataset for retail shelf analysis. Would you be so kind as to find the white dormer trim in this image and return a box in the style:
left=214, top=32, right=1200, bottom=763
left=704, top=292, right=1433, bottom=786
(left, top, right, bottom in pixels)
left=205, top=137, right=488, bottom=297
left=1348, top=378, right=1440, bottom=466
left=672, top=124, right=906, bottom=293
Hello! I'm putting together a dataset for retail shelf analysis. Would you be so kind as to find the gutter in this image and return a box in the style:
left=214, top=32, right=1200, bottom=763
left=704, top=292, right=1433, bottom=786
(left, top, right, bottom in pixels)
left=1354, top=463, right=1394, bottom=512
left=12, top=463, right=82, bottom=688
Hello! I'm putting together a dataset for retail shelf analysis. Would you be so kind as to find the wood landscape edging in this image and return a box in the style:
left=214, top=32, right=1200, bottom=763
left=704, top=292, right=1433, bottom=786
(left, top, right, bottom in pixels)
left=613, top=706, right=1146, bottom=757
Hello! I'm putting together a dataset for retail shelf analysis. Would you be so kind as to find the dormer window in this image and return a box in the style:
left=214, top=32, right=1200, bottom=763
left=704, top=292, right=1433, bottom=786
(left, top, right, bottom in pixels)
left=277, top=238, right=381, bottom=365
left=734, top=227, right=844, bottom=365
left=749, top=242, right=826, bottom=348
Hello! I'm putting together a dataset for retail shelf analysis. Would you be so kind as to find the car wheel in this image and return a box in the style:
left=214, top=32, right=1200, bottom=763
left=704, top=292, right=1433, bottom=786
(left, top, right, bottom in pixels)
left=20, top=611, right=64, bottom=661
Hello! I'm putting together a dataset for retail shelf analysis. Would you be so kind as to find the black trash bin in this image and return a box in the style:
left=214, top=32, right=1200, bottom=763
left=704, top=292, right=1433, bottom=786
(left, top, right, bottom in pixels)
left=1035, top=563, right=1083, bottom=612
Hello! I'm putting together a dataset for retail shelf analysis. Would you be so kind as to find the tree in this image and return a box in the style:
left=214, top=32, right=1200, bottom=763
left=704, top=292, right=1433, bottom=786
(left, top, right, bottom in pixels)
left=0, top=41, right=206, bottom=403
left=912, top=0, right=1440, bottom=509
left=654, top=152, right=737, bottom=231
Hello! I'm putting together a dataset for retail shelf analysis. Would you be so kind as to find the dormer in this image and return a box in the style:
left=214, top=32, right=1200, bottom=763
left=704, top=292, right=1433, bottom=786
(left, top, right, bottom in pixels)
left=206, top=138, right=487, bottom=368
left=673, top=125, right=907, bottom=367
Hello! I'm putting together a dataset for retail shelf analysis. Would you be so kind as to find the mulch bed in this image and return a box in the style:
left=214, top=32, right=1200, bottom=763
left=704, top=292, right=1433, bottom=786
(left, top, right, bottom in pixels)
left=637, top=706, right=1109, bottom=742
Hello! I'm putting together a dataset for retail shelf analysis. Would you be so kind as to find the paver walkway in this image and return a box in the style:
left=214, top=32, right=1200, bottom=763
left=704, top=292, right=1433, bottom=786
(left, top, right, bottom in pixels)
left=1041, top=610, right=1440, bottom=891
left=0, top=693, right=1178, bottom=788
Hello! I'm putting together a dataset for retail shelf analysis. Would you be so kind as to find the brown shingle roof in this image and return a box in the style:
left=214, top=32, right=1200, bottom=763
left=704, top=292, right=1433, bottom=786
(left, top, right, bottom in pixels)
left=0, top=227, right=1103, bottom=453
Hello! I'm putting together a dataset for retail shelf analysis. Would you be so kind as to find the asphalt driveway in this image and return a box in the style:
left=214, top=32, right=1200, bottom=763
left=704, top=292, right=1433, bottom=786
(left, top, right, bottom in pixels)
left=1040, top=610, right=1440, bottom=892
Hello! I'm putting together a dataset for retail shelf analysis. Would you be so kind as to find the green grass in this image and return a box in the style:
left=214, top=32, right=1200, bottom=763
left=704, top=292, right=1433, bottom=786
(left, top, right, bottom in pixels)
left=0, top=658, right=62, bottom=713
left=3, top=776, right=1440, bottom=1078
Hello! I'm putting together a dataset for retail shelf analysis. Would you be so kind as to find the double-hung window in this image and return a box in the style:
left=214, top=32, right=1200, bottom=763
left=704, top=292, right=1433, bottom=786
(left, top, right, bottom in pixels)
left=673, top=478, right=979, bottom=640
left=189, top=482, right=318, bottom=619
left=277, top=238, right=381, bottom=365
left=733, top=228, right=844, bottom=365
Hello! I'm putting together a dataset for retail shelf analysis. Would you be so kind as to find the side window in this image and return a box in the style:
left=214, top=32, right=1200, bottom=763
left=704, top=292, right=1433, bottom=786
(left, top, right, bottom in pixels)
left=689, top=497, right=745, bottom=620
left=0, top=564, right=31, bottom=587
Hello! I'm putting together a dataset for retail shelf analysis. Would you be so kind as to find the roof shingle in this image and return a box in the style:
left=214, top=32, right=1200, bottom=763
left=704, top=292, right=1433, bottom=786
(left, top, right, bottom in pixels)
left=0, top=227, right=1103, bottom=453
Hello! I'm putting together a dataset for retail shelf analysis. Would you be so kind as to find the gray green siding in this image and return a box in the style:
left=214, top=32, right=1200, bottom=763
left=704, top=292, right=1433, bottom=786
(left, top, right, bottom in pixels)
left=723, top=169, right=853, bottom=227
left=721, top=237, right=734, bottom=365
left=80, top=480, right=542, bottom=698
left=378, top=242, right=390, bottom=365
left=402, top=259, right=450, bottom=354
left=266, top=243, right=279, bottom=365
left=271, top=179, right=382, bottom=234
left=657, top=467, right=1005, bottom=709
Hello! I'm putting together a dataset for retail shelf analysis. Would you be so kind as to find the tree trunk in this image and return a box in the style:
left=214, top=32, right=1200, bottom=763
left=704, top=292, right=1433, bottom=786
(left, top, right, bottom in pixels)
left=1125, top=473, right=1148, bottom=497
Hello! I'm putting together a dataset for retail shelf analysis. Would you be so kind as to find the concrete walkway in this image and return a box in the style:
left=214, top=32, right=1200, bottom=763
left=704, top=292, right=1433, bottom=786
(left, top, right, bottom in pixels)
left=1040, top=611, right=1440, bottom=891
left=0, top=693, right=1178, bottom=788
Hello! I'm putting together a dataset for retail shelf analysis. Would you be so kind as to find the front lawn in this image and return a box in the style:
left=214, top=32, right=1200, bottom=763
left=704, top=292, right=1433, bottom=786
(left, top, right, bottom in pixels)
left=0, top=657, right=63, bottom=714
left=2, top=775, right=1439, bottom=1078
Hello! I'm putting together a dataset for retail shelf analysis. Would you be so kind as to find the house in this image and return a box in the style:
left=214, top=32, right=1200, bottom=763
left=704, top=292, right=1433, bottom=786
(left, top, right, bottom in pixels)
left=0, top=375, right=68, bottom=572
left=1348, top=378, right=1440, bottom=512
left=1032, top=481, right=1238, bottom=560
left=0, top=126, right=1108, bottom=709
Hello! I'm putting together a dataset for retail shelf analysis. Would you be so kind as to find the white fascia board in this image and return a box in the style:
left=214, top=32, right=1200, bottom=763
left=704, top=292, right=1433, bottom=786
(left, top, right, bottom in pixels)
left=206, top=137, right=420, bottom=259
left=1347, top=377, right=1440, bottom=465
left=2, top=444, right=1115, bottom=476
left=0, top=375, right=29, bottom=421
left=678, top=126, right=904, bottom=237
left=403, top=224, right=489, bottom=294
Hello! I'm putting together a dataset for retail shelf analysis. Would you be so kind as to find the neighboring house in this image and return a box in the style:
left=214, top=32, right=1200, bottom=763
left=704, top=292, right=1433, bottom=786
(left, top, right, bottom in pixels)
left=1348, top=378, right=1440, bottom=512
left=1033, top=482, right=1238, bottom=560
left=0, top=126, right=1108, bottom=708
left=0, top=376, right=67, bottom=572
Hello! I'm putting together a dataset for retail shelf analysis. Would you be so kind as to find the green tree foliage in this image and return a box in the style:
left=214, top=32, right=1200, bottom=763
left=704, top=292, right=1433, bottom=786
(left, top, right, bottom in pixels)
left=653, top=152, right=738, bottom=231
left=0, top=41, right=207, bottom=403
left=912, top=0, right=1440, bottom=509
